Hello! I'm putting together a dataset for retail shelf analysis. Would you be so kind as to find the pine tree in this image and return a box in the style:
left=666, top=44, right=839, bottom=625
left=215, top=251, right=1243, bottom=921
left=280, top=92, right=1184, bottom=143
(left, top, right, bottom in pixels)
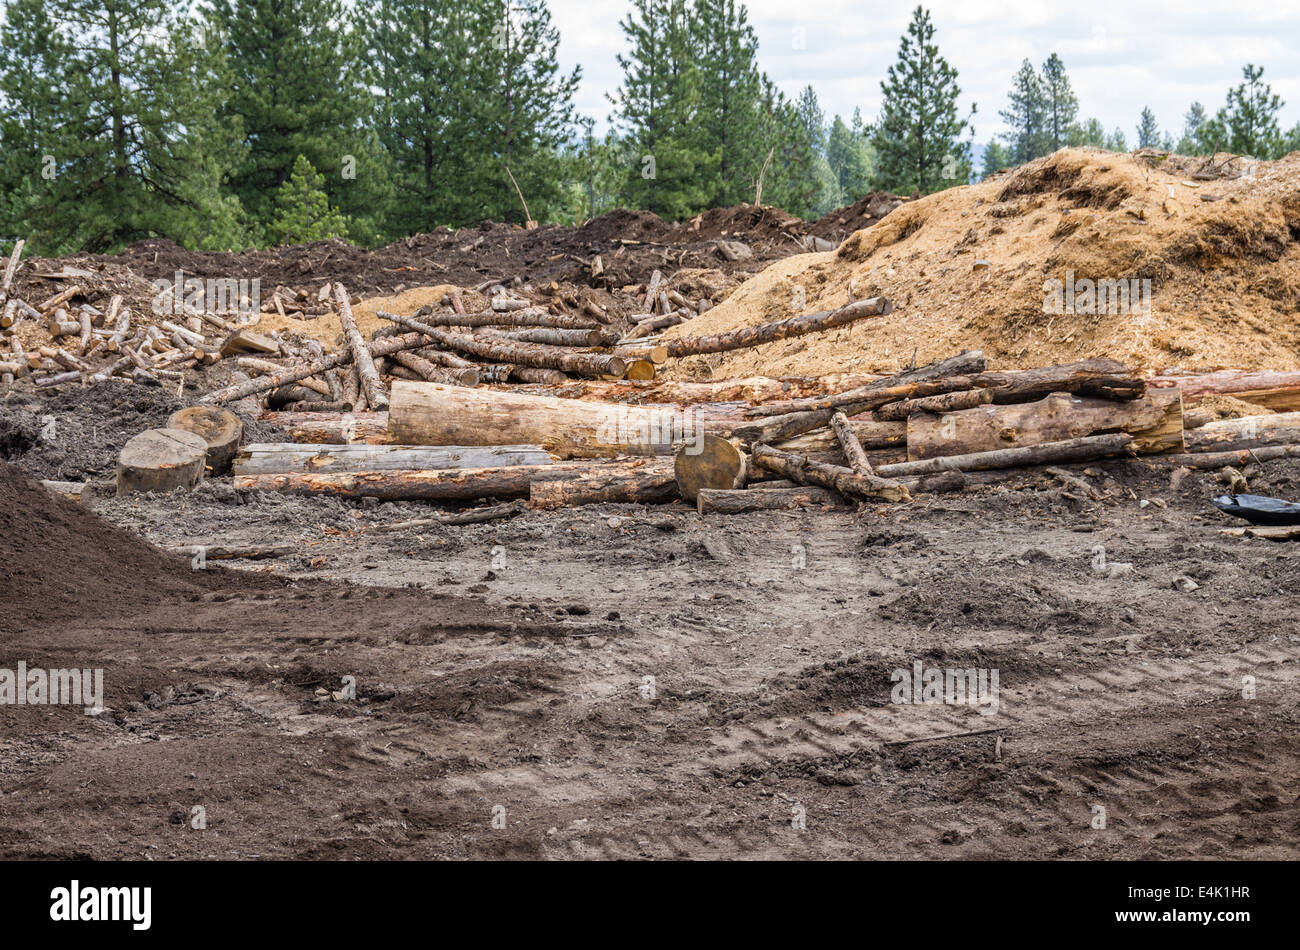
left=1176, top=102, right=1207, bottom=154
left=692, top=0, right=764, bottom=207
left=999, top=59, right=1049, bottom=164
left=469, top=0, right=581, bottom=223
left=372, top=0, right=482, bottom=235
left=1039, top=53, right=1078, bottom=152
left=1136, top=107, right=1161, bottom=148
left=1221, top=64, right=1284, bottom=158
left=18, top=0, right=248, bottom=252
left=207, top=0, right=389, bottom=242
left=980, top=141, right=1010, bottom=179
left=0, top=0, right=72, bottom=248
left=609, top=0, right=710, bottom=218
left=826, top=113, right=873, bottom=201
left=872, top=6, right=972, bottom=194
left=267, top=154, right=348, bottom=244
left=1104, top=127, right=1128, bottom=152
left=1070, top=117, right=1108, bottom=148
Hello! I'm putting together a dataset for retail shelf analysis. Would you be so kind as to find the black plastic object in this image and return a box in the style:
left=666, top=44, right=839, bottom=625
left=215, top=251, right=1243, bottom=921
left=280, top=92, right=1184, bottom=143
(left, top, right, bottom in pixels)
left=1212, top=494, right=1300, bottom=526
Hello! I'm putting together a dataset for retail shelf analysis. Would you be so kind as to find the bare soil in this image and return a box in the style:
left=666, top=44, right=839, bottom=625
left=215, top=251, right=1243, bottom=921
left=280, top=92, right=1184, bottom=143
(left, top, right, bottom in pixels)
left=2, top=451, right=1297, bottom=860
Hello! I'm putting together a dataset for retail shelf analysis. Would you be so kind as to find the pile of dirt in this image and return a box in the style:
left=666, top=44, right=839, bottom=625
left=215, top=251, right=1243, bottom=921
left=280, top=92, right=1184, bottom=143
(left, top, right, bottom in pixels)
left=665, top=203, right=809, bottom=243
left=0, top=458, right=207, bottom=629
left=662, top=148, right=1300, bottom=379
left=809, top=191, right=910, bottom=242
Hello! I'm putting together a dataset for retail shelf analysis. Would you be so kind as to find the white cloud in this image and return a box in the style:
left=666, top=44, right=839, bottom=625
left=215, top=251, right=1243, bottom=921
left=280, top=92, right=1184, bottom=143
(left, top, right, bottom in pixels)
left=551, top=0, right=1300, bottom=143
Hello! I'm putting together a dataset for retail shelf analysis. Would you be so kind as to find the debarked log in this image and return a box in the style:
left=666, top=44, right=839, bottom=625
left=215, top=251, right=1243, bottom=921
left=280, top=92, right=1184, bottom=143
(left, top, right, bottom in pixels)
left=234, top=459, right=668, bottom=502
left=529, top=461, right=677, bottom=508
left=234, top=442, right=554, bottom=475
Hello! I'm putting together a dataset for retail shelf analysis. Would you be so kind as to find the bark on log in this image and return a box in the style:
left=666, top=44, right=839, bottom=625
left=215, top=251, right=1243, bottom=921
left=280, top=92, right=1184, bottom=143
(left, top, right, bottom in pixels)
left=746, top=351, right=988, bottom=417
left=775, top=418, right=905, bottom=454
left=220, top=328, right=279, bottom=357
left=394, top=307, right=596, bottom=330
left=906, top=389, right=1184, bottom=460
left=167, top=406, right=244, bottom=475
left=830, top=411, right=874, bottom=475
left=875, top=433, right=1135, bottom=478
left=388, top=380, right=709, bottom=458
left=171, top=544, right=295, bottom=560
left=1149, top=370, right=1300, bottom=412
left=875, top=388, right=993, bottom=421
left=488, top=326, right=606, bottom=347
left=529, top=462, right=677, bottom=508
left=506, top=366, right=569, bottom=385
left=1150, top=444, right=1300, bottom=470
left=674, top=434, right=748, bottom=502
left=969, top=360, right=1145, bottom=403
left=696, top=486, right=845, bottom=515
left=258, top=411, right=389, bottom=444
left=0, top=239, right=23, bottom=302
left=503, top=373, right=884, bottom=406
left=1183, top=412, right=1300, bottom=452
left=752, top=443, right=912, bottom=502
left=234, top=442, right=554, bottom=475
left=236, top=459, right=666, bottom=501
left=117, top=428, right=209, bottom=495
left=375, top=501, right=526, bottom=531
left=335, top=282, right=387, bottom=410
left=379, top=311, right=625, bottom=377
left=628, top=296, right=893, bottom=359
left=390, top=350, right=480, bottom=387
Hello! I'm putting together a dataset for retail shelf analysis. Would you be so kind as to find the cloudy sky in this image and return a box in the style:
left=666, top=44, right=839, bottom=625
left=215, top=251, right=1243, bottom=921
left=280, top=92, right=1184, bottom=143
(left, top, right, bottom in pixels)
left=551, top=0, right=1300, bottom=144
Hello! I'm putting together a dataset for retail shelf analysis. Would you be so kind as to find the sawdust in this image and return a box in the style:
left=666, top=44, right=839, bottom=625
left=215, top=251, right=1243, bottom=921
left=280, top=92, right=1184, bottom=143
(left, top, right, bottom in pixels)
left=663, top=148, right=1300, bottom=379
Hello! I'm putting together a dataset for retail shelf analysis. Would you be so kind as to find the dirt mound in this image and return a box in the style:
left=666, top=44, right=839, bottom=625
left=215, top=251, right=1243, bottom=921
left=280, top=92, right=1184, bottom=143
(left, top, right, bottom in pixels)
left=809, top=192, right=909, bottom=242
left=665, top=203, right=809, bottom=243
left=662, top=147, right=1300, bottom=379
left=0, top=458, right=207, bottom=629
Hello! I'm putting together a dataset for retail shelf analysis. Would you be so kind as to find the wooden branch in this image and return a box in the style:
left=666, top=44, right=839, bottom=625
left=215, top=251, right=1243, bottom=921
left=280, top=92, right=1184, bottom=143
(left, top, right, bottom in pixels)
left=335, top=282, right=387, bottom=410
left=0, top=239, right=23, bottom=301
left=830, top=411, right=874, bottom=475
left=875, top=388, right=992, bottom=421
left=875, top=433, right=1135, bottom=478
left=752, top=443, right=912, bottom=502
left=233, top=442, right=554, bottom=476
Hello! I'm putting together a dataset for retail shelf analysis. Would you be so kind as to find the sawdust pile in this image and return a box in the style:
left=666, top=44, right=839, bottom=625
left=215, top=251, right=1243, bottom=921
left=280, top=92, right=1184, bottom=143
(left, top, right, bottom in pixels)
left=663, top=148, right=1300, bottom=378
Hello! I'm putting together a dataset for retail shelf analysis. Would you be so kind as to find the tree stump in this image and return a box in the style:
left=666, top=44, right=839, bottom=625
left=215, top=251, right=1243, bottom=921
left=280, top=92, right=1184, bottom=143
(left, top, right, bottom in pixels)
left=116, top=428, right=209, bottom=495
left=168, top=406, right=244, bottom=475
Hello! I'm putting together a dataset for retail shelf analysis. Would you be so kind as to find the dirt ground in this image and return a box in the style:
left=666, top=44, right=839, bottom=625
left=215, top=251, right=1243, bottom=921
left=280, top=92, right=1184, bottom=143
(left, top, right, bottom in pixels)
left=1, top=446, right=1297, bottom=860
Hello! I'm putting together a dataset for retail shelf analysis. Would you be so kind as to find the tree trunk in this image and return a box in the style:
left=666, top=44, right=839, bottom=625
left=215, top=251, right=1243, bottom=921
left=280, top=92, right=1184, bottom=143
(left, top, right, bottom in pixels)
left=625, top=296, right=893, bottom=358
left=1184, top=412, right=1300, bottom=452
left=830, top=411, right=874, bottom=474
left=258, top=411, right=389, bottom=444
left=381, top=311, right=625, bottom=377
left=970, top=359, right=1145, bottom=403
left=674, top=434, right=748, bottom=502
left=117, top=428, right=209, bottom=496
left=334, top=282, right=387, bottom=410
left=390, top=350, right=480, bottom=387
left=529, top=462, right=677, bottom=508
left=906, top=389, right=1184, bottom=460
left=167, top=406, right=244, bottom=476
left=1155, top=444, right=1300, bottom=470
left=875, top=433, right=1135, bottom=478
left=487, top=326, right=607, bottom=347
left=752, top=443, right=912, bottom=502
left=235, top=459, right=662, bottom=502
left=233, top=442, right=554, bottom=476
left=875, top=388, right=993, bottom=421
left=387, top=380, right=721, bottom=458
left=774, top=418, right=905, bottom=454
left=395, top=306, right=597, bottom=330
left=1149, top=370, right=1300, bottom=412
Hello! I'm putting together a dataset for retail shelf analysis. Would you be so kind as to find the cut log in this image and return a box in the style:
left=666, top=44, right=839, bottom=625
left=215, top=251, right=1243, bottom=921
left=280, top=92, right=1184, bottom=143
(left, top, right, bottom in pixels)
left=1218, top=525, right=1300, bottom=542
left=0, top=239, right=23, bottom=302
left=40, top=479, right=88, bottom=504
left=379, top=311, right=625, bottom=377
left=775, top=418, right=905, bottom=454
left=745, top=351, right=988, bottom=417
left=489, top=326, right=606, bottom=347
left=505, top=373, right=885, bottom=406
left=906, top=389, right=1184, bottom=460
left=387, top=380, right=715, bottom=458
left=751, top=443, right=911, bottom=502
left=258, top=411, right=389, bottom=444
left=674, top=434, right=748, bottom=502
left=875, top=388, right=992, bottom=421
left=396, top=307, right=596, bottom=330
left=830, top=411, right=874, bottom=475
left=1184, top=412, right=1300, bottom=452
left=167, top=406, right=244, bottom=475
left=629, top=296, right=893, bottom=359
left=1149, top=370, right=1300, bottom=412
left=1151, top=444, right=1300, bottom=470
left=696, top=486, right=845, bottom=515
left=220, top=328, right=279, bottom=357
left=233, top=442, right=554, bottom=475
left=623, top=358, right=656, bottom=381
left=170, top=544, right=295, bottom=560
left=507, top=366, right=569, bottom=385
left=235, top=459, right=664, bottom=501
left=875, top=433, right=1135, bottom=478
left=116, top=428, right=209, bottom=496
left=529, top=462, right=677, bottom=508
left=390, top=350, right=480, bottom=387
left=970, top=360, right=1145, bottom=403
left=335, top=282, right=387, bottom=410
